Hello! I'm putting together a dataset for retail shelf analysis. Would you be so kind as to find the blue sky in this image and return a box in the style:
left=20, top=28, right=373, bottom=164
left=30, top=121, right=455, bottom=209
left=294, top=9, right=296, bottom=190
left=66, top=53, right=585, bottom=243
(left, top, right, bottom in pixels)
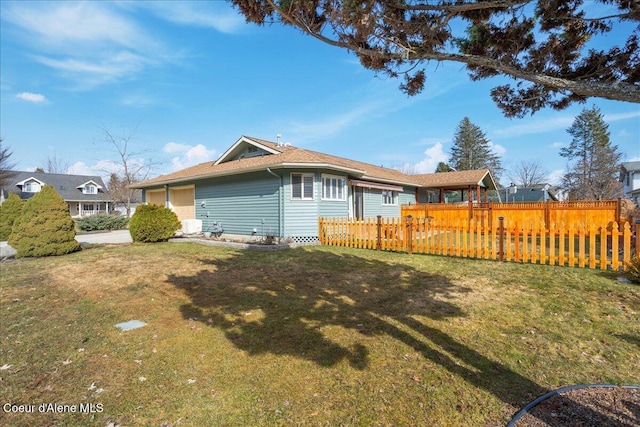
left=1, top=1, right=638, bottom=186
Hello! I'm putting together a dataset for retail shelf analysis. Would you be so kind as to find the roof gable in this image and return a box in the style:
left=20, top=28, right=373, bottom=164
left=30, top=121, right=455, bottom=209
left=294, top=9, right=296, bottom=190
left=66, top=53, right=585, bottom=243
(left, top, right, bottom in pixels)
left=77, top=180, right=103, bottom=190
left=412, top=169, right=498, bottom=190
left=215, top=135, right=282, bottom=165
left=16, top=176, right=46, bottom=187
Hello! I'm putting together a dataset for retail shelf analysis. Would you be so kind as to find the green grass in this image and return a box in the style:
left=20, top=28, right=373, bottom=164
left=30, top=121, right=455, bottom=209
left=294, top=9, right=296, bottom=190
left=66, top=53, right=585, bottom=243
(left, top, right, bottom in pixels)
left=1, top=243, right=639, bottom=426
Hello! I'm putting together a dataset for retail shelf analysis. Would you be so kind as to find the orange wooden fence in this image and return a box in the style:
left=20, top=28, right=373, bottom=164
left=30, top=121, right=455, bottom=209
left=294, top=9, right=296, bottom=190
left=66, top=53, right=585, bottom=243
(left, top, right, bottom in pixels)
left=318, top=216, right=638, bottom=271
left=402, top=200, right=621, bottom=230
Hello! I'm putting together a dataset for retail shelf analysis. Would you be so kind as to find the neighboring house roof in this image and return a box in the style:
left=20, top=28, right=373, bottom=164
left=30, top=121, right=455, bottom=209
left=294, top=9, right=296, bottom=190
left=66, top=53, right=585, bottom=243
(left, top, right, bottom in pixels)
left=507, top=185, right=559, bottom=202
left=134, top=135, right=498, bottom=191
left=620, top=161, right=640, bottom=181
left=411, top=169, right=498, bottom=191
left=1, top=171, right=113, bottom=202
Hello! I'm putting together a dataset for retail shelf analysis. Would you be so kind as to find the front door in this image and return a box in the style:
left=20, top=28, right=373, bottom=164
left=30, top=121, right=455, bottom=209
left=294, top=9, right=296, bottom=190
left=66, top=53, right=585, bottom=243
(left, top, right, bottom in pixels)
left=353, top=187, right=364, bottom=219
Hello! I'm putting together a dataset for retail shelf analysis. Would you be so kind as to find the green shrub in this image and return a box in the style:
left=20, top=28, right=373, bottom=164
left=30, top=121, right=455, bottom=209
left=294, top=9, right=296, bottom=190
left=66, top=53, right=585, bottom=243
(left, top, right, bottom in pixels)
left=627, top=255, right=640, bottom=284
left=129, top=204, right=181, bottom=243
left=76, top=214, right=129, bottom=232
left=0, top=193, right=24, bottom=240
left=8, top=185, right=81, bottom=257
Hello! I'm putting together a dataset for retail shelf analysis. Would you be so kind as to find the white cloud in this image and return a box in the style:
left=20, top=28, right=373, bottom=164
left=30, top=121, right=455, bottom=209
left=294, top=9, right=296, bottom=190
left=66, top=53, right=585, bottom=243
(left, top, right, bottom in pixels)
left=492, top=116, right=574, bottom=138
left=2, top=2, right=165, bottom=89
left=139, top=2, right=245, bottom=33
left=604, top=111, right=640, bottom=122
left=163, top=142, right=217, bottom=171
left=493, top=109, right=640, bottom=139
left=285, top=100, right=390, bottom=144
left=547, top=169, right=565, bottom=186
left=411, top=142, right=449, bottom=174
left=550, top=141, right=565, bottom=149
left=489, top=141, right=506, bottom=156
left=16, top=92, right=47, bottom=103
left=67, top=160, right=123, bottom=182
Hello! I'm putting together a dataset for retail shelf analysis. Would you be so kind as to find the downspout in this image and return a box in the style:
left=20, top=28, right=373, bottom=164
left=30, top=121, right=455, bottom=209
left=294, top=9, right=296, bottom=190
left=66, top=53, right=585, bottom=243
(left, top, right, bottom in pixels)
left=266, top=168, right=283, bottom=240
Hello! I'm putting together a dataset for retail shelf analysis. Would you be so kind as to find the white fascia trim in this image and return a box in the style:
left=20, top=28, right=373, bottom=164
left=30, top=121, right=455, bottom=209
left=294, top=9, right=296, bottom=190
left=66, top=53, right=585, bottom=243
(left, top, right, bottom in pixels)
left=16, top=177, right=46, bottom=187
left=359, top=174, right=418, bottom=188
left=77, top=180, right=103, bottom=190
left=214, top=136, right=281, bottom=165
left=275, top=162, right=365, bottom=175
left=133, top=163, right=417, bottom=189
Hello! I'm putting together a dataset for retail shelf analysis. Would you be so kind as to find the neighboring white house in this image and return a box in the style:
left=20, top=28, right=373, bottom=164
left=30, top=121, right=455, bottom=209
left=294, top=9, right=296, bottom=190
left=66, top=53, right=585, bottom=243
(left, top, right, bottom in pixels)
left=1, top=171, right=114, bottom=218
left=620, top=161, right=640, bottom=206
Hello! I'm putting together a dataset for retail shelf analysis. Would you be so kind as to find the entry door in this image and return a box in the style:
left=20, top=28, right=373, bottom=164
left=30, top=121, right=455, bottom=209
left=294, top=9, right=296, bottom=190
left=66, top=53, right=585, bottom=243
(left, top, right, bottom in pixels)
left=353, top=187, right=364, bottom=219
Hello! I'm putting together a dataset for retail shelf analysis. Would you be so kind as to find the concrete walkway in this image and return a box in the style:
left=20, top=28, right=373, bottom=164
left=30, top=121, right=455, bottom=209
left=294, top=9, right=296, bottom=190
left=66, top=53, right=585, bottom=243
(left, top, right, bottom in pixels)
left=1, top=229, right=132, bottom=258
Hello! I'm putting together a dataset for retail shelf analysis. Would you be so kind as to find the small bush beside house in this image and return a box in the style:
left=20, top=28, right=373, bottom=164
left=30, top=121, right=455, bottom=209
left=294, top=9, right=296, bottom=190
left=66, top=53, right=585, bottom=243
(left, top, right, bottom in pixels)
left=75, top=213, right=129, bottom=232
left=129, top=204, right=181, bottom=243
left=0, top=193, right=24, bottom=240
left=8, top=185, right=81, bottom=257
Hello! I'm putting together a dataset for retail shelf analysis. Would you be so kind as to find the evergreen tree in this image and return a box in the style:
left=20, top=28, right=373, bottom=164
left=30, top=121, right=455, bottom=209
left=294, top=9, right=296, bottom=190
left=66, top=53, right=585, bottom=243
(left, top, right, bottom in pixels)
left=560, top=106, right=622, bottom=200
left=435, top=162, right=454, bottom=173
left=0, top=193, right=24, bottom=240
left=449, top=117, right=503, bottom=181
left=9, top=185, right=81, bottom=257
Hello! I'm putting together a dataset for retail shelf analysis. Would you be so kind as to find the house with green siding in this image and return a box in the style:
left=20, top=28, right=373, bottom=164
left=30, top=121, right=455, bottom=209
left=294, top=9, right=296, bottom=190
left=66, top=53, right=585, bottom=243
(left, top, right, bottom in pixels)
left=133, top=136, right=497, bottom=243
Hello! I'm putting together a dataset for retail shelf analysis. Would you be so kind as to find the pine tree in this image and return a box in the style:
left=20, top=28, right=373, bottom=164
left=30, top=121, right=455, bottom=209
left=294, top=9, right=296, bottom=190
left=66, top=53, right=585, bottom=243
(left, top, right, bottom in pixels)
left=449, top=117, right=503, bottom=181
left=9, top=185, right=81, bottom=257
left=0, top=193, right=24, bottom=240
left=560, top=106, right=622, bottom=200
left=435, top=162, right=454, bottom=173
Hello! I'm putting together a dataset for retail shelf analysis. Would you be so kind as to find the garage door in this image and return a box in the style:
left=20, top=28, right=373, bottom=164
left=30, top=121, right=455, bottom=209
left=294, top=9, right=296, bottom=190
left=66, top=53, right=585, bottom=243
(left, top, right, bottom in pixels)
left=169, top=186, right=195, bottom=221
left=146, top=190, right=166, bottom=206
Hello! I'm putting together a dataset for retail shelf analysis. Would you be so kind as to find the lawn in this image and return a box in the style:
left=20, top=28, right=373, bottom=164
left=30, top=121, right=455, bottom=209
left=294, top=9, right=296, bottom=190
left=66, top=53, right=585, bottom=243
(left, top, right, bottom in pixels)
left=1, top=242, right=639, bottom=426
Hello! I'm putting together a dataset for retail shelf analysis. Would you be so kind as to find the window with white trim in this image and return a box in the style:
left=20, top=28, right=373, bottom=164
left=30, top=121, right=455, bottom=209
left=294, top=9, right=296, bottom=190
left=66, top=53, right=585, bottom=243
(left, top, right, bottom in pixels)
left=291, top=173, right=314, bottom=200
left=83, top=184, right=97, bottom=194
left=321, top=175, right=346, bottom=201
left=381, top=190, right=398, bottom=206
left=24, top=181, right=41, bottom=193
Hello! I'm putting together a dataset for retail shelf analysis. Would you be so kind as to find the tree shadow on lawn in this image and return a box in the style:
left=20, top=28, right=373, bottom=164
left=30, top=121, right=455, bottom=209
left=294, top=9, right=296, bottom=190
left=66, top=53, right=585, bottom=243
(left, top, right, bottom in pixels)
left=166, top=247, right=610, bottom=424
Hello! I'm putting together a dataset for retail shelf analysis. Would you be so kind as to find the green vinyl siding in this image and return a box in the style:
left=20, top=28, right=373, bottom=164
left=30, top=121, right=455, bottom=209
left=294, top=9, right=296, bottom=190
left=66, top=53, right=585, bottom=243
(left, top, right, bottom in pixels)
left=362, top=187, right=416, bottom=218
left=283, top=170, right=319, bottom=238
left=195, top=172, right=280, bottom=237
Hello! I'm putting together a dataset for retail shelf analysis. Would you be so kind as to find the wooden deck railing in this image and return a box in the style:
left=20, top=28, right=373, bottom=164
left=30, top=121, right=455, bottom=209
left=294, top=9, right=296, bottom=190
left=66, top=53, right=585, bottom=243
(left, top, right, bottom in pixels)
left=318, top=216, right=639, bottom=271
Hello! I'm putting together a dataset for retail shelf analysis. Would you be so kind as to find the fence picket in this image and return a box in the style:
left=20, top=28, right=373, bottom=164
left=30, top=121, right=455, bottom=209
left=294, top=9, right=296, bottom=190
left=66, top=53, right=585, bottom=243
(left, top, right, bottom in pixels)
left=578, top=226, right=586, bottom=268
left=317, top=216, right=632, bottom=271
left=612, top=222, right=619, bottom=271
left=568, top=224, right=575, bottom=268
left=588, top=224, right=596, bottom=269
left=599, top=225, right=607, bottom=270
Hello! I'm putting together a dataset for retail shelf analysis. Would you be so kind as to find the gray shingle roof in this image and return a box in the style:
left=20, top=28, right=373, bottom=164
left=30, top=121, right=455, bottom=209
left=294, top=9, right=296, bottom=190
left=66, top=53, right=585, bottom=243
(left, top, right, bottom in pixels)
left=2, top=171, right=113, bottom=202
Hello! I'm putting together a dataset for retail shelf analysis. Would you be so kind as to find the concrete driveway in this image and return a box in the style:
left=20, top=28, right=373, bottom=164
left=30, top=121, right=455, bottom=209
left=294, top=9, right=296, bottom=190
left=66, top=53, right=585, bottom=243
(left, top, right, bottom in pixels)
left=1, top=229, right=132, bottom=258
left=75, top=229, right=133, bottom=245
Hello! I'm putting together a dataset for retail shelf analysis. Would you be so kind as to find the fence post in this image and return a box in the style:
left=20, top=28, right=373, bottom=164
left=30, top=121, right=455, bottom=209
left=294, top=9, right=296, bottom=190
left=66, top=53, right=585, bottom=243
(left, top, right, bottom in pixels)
left=498, top=216, right=505, bottom=262
left=544, top=200, right=550, bottom=229
left=616, top=198, right=621, bottom=224
left=376, top=215, right=382, bottom=251
left=406, top=215, right=413, bottom=255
